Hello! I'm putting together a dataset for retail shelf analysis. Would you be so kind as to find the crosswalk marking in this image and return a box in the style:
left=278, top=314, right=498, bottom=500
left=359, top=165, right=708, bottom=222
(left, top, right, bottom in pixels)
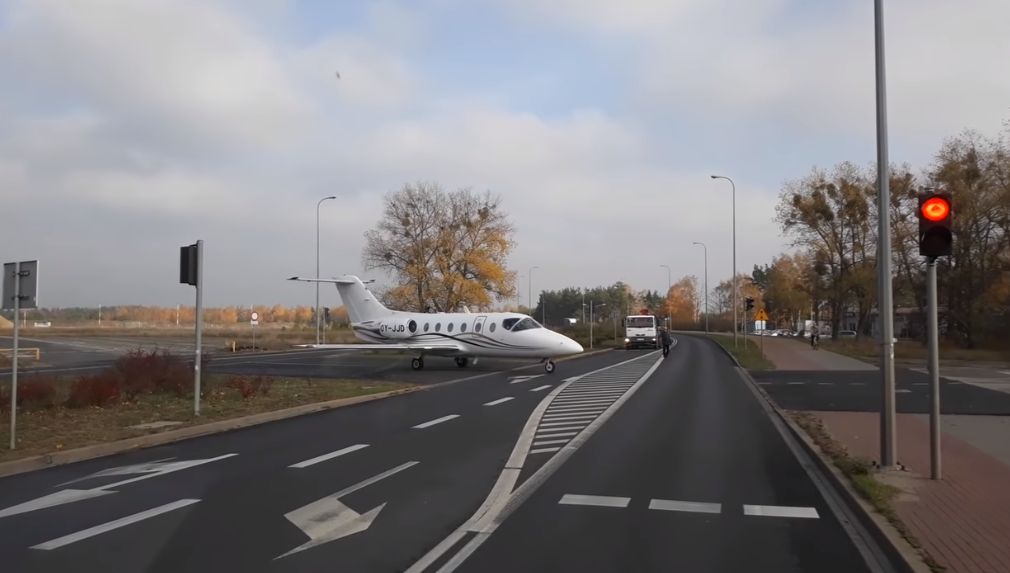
left=32, top=499, right=200, bottom=550
left=532, top=439, right=570, bottom=447
left=530, top=446, right=563, bottom=454
left=535, top=424, right=585, bottom=432
left=535, top=431, right=579, bottom=439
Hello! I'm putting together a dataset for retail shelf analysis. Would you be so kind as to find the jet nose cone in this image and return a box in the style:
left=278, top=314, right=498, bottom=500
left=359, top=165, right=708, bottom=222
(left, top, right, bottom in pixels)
left=564, top=337, right=584, bottom=354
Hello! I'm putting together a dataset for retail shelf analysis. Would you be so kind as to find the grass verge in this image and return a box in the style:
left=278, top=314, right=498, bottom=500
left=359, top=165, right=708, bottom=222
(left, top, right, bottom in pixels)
left=790, top=411, right=946, bottom=573
left=0, top=375, right=411, bottom=464
left=820, top=338, right=1010, bottom=364
left=704, top=334, right=775, bottom=370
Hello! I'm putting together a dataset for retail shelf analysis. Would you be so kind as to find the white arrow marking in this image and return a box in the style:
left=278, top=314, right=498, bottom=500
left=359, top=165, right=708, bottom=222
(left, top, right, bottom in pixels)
left=0, top=454, right=237, bottom=519
left=275, top=461, right=419, bottom=560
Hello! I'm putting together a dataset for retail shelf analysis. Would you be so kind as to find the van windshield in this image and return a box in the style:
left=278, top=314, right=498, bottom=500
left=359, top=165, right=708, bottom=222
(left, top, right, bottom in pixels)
left=626, top=317, right=655, bottom=328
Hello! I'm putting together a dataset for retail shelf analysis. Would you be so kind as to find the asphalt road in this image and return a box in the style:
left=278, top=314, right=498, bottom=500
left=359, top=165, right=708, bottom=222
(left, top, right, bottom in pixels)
left=0, top=337, right=896, bottom=572
left=752, top=369, right=1010, bottom=415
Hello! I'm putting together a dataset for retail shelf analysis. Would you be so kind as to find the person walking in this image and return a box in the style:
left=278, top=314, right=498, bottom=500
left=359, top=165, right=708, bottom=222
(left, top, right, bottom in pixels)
left=660, top=327, right=672, bottom=357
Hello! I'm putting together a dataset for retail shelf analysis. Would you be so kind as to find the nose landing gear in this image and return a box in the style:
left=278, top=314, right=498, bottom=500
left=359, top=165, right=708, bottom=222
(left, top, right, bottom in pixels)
left=544, top=360, right=556, bottom=374
left=454, top=357, right=469, bottom=368
left=411, top=357, right=425, bottom=370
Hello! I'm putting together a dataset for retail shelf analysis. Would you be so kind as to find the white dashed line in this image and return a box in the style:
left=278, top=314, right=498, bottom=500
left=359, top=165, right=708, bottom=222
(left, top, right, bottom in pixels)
left=896, top=389, right=912, bottom=394
left=787, top=382, right=805, bottom=386
left=649, top=499, right=722, bottom=514
left=558, top=494, right=630, bottom=508
left=412, top=414, right=460, bottom=429
left=32, top=499, right=200, bottom=550
left=817, top=382, right=833, bottom=386
left=743, top=505, right=819, bottom=518
left=483, top=397, right=515, bottom=406
left=530, top=385, right=552, bottom=392
left=289, top=444, right=369, bottom=469
left=529, top=446, right=563, bottom=454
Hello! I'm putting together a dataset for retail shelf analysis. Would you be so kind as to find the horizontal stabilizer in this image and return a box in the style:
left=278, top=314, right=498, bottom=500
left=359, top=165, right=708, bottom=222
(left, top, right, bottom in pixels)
left=295, top=342, right=465, bottom=353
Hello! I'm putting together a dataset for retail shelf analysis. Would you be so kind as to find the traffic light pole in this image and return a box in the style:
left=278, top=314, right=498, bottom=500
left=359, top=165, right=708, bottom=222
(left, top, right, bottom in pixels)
left=9, top=264, right=19, bottom=450
left=927, top=258, right=941, bottom=479
left=194, top=240, right=204, bottom=416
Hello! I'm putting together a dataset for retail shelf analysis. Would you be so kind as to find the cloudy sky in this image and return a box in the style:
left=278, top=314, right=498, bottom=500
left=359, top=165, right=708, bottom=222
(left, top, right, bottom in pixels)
left=2, top=0, right=1008, bottom=309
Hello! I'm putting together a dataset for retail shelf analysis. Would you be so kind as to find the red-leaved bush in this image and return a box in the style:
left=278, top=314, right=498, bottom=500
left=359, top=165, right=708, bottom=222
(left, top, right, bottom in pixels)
left=225, top=376, right=273, bottom=399
left=66, top=372, right=122, bottom=408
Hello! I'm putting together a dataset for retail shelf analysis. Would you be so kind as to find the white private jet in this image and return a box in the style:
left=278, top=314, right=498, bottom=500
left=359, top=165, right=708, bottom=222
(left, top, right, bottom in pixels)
left=288, top=275, right=584, bottom=373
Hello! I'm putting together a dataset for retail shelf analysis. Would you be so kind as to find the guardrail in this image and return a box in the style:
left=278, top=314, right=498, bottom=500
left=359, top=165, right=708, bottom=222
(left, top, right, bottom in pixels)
left=0, top=347, right=41, bottom=360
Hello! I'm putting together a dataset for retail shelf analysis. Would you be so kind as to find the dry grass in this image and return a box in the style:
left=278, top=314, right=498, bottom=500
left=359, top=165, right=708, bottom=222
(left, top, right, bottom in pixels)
left=822, top=338, right=1010, bottom=364
left=0, top=374, right=411, bottom=463
left=705, top=334, right=775, bottom=370
left=12, top=324, right=360, bottom=351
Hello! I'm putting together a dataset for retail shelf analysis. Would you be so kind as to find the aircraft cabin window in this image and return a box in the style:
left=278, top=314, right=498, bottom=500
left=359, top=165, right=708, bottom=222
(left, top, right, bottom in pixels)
left=424, top=323, right=429, bottom=332
left=448, top=323, right=454, bottom=332
left=475, top=322, right=482, bottom=333
left=408, top=320, right=417, bottom=333
left=502, top=317, right=520, bottom=330
left=489, top=323, right=496, bottom=333
left=435, top=323, right=441, bottom=332
left=461, top=323, right=467, bottom=332
left=511, top=318, right=541, bottom=332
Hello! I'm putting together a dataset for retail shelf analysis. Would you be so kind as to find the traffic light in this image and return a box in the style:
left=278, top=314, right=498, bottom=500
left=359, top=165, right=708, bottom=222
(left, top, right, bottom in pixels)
left=918, top=192, right=952, bottom=258
left=745, top=297, right=755, bottom=311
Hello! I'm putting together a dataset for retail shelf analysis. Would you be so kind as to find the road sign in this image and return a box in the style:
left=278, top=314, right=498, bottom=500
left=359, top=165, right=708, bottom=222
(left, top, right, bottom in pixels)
left=251, top=312, right=259, bottom=326
left=3, top=260, right=38, bottom=310
left=755, top=308, right=768, bottom=321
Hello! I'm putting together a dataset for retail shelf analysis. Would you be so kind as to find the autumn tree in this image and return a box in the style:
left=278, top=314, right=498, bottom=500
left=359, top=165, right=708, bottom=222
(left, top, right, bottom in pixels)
left=363, top=182, right=517, bottom=312
left=752, top=254, right=812, bottom=328
left=664, top=276, right=699, bottom=329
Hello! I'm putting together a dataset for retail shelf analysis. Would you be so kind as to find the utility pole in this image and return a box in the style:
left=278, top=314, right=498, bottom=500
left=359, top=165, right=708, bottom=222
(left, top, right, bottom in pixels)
left=874, top=0, right=897, bottom=469
left=315, top=195, right=336, bottom=345
left=927, top=259, right=941, bottom=479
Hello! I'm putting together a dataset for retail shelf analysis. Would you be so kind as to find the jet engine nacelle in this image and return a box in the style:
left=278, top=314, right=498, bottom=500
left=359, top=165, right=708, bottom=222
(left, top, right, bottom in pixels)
left=378, top=318, right=417, bottom=339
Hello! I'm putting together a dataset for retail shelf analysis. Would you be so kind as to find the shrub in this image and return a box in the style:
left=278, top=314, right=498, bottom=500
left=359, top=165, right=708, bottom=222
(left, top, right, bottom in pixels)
left=66, top=372, right=122, bottom=408
left=113, top=349, right=192, bottom=398
left=0, top=375, right=59, bottom=412
left=226, top=376, right=273, bottom=399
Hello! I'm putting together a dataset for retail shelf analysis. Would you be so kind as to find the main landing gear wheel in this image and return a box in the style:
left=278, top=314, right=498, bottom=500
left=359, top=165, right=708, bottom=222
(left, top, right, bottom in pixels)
left=544, top=360, right=556, bottom=374
left=455, top=357, right=469, bottom=368
left=411, top=357, right=424, bottom=370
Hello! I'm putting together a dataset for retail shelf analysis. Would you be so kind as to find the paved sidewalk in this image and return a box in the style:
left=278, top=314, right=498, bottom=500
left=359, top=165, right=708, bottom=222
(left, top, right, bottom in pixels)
left=816, top=411, right=1010, bottom=573
left=759, top=336, right=876, bottom=371
left=760, top=336, right=1010, bottom=572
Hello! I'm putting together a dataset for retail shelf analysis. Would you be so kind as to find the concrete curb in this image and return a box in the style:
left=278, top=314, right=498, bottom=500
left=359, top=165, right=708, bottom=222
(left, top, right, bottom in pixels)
left=0, top=349, right=612, bottom=479
left=697, top=334, right=931, bottom=573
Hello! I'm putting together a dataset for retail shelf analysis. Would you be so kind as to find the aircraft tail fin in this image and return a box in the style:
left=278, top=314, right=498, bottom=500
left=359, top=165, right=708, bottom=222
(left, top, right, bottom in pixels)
left=287, top=275, right=390, bottom=323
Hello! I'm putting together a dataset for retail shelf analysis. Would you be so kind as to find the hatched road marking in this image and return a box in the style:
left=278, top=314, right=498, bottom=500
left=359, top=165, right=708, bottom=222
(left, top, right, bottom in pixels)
left=530, top=446, right=562, bottom=454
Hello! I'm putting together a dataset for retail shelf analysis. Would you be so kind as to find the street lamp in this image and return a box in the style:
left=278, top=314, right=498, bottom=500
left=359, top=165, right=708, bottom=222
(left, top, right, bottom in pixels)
left=710, top=175, right=737, bottom=348
left=528, top=266, right=539, bottom=316
left=590, top=301, right=606, bottom=349
left=316, top=195, right=337, bottom=345
left=659, top=264, right=671, bottom=328
left=693, top=242, right=709, bottom=333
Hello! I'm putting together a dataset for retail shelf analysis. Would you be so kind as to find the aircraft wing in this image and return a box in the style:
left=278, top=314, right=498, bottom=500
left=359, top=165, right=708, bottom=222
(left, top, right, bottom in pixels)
left=296, top=342, right=466, bottom=353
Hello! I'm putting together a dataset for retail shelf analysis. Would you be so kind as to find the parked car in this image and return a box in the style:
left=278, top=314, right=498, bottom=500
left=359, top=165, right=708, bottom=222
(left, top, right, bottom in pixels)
left=837, top=330, right=857, bottom=338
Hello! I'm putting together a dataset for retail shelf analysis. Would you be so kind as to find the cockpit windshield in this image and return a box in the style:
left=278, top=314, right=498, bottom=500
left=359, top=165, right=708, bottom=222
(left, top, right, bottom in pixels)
left=510, top=317, right=541, bottom=332
left=502, top=317, right=520, bottom=330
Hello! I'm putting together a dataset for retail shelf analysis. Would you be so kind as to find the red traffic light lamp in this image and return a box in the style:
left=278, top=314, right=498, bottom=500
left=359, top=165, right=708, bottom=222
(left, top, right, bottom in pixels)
left=917, top=192, right=952, bottom=258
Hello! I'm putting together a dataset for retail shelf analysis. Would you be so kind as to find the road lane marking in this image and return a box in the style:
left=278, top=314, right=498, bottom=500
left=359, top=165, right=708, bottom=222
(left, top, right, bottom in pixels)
left=276, top=461, right=418, bottom=559
left=412, top=414, right=460, bottom=429
left=405, top=350, right=664, bottom=573
left=289, top=444, right=369, bottom=469
left=550, top=398, right=616, bottom=405
left=817, top=382, right=833, bottom=386
left=530, top=385, right=552, bottom=392
left=31, top=499, right=200, bottom=550
left=559, top=494, right=630, bottom=508
left=509, top=375, right=543, bottom=384
left=649, top=499, right=721, bottom=514
left=483, top=397, right=515, bottom=406
left=536, top=425, right=585, bottom=432
left=532, top=439, right=570, bottom=447
left=743, top=505, right=819, bottom=518
left=787, top=382, right=805, bottom=385
left=535, top=431, right=579, bottom=439
left=896, top=389, right=912, bottom=394
left=529, top=446, right=562, bottom=454
left=546, top=407, right=608, bottom=414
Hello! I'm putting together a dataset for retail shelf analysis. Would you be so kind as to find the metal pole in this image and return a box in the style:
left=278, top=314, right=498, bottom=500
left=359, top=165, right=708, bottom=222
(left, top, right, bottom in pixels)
left=582, top=291, right=585, bottom=324
left=590, top=301, right=594, bottom=350
left=194, top=240, right=204, bottom=416
left=10, top=262, right=20, bottom=449
left=711, top=176, right=737, bottom=347
left=927, top=259, right=941, bottom=479
left=703, top=244, right=709, bottom=333
left=875, top=0, right=897, bottom=468
left=98, top=304, right=102, bottom=328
